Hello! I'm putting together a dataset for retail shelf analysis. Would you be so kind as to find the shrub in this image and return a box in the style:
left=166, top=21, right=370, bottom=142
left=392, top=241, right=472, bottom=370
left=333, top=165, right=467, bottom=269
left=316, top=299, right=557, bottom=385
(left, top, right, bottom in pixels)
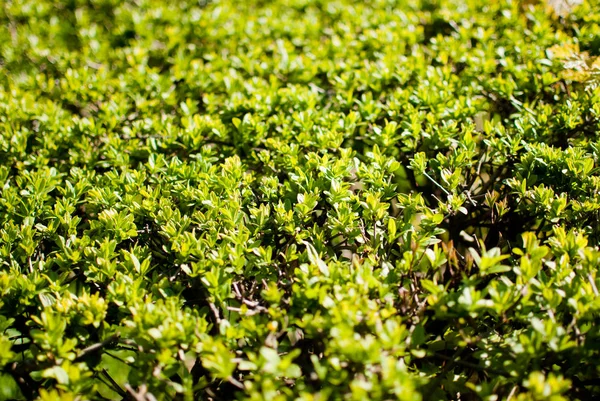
left=1, top=0, right=600, bottom=399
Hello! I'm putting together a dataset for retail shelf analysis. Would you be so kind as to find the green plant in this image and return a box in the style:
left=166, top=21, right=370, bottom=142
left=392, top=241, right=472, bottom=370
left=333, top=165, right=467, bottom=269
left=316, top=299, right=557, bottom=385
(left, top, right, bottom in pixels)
left=1, top=0, right=600, bottom=399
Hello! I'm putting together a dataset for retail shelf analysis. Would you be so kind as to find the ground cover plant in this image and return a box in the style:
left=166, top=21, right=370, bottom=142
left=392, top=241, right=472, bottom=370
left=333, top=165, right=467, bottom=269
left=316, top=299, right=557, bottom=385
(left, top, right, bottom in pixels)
left=1, top=0, right=600, bottom=399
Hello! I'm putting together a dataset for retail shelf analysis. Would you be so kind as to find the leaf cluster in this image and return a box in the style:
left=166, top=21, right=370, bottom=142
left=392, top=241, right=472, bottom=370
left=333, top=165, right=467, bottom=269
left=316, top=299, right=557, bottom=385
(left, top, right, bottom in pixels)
left=1, top=0, right=600, bottom=400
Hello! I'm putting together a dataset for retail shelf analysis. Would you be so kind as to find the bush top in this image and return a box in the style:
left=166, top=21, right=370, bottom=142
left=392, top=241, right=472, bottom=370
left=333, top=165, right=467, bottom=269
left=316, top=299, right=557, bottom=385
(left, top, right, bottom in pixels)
left=1, top=0, right=600, bottom=400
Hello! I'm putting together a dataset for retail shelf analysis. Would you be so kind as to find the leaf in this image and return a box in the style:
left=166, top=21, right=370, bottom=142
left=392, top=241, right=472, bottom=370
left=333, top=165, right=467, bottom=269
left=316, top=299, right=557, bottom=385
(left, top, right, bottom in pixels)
left=42, top=366, right=69, bottom=385
left=303, top=241, right=330, bottom=277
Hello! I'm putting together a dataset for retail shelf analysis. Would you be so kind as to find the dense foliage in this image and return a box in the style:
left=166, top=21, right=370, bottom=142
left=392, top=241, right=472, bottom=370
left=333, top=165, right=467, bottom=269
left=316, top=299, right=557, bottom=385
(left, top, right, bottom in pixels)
left=2, top=0, right=600, bottom=399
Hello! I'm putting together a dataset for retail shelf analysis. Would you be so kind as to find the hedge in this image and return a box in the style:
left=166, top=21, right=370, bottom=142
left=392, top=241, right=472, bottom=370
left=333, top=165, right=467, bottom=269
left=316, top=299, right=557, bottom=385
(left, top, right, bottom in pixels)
left=1, top=0, right=600, bottom=399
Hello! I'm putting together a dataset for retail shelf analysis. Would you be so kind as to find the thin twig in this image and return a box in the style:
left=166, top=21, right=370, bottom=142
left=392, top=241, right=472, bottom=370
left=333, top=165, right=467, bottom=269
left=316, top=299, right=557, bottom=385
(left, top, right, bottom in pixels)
left=75, top=333, right=121, bottom=361
left=208, top=302, right=222, bottom=324
left=102, top=368, right=128, bottom=397
left=506, top=385, right=518, bottom=401
left=433, top=352, right=510, bottom=378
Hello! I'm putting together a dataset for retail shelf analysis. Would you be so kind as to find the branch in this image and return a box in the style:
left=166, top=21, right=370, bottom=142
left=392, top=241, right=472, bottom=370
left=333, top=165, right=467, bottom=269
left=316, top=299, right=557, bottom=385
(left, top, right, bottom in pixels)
left=433, top=352, right=511, bottom=378
left=75, top=333, right=121, bottom=362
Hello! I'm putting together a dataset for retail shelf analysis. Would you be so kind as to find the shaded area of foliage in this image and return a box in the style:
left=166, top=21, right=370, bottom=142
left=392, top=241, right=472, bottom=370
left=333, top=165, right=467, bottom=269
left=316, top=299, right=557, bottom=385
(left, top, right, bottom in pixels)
left=1, top=0, right=600, bottom=400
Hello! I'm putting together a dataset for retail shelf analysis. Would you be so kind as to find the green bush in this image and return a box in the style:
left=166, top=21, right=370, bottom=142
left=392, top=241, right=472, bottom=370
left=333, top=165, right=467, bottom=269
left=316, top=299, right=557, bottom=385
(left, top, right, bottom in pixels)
left=1, top=0, right=600, bottom=399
